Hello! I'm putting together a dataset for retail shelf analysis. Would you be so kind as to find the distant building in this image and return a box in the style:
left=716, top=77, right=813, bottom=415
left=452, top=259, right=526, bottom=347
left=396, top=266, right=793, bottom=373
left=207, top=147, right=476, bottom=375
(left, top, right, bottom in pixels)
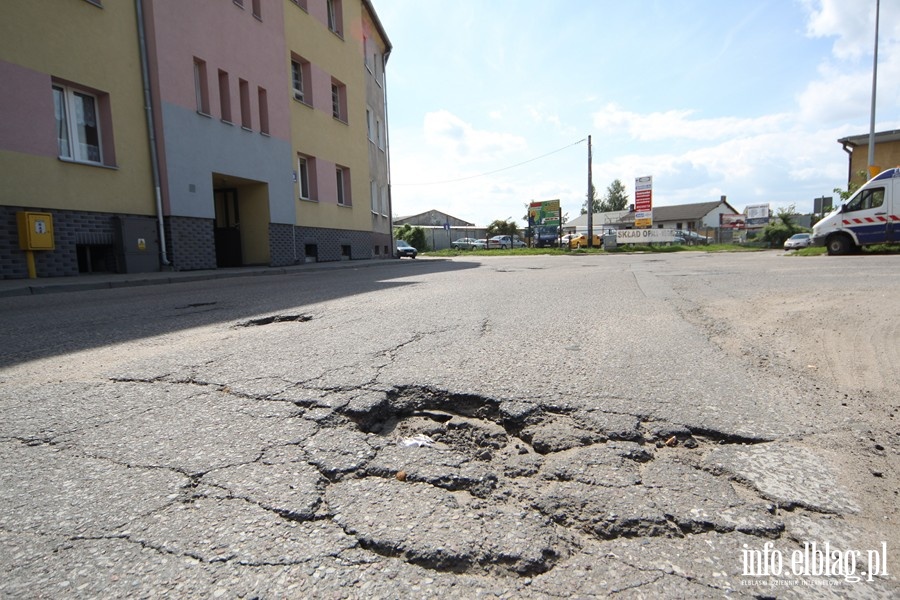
left=0, top=0, right=393, bottom=279
left=567, top=199, right=739, bottom=232
left=393, top=210, right=475, bottom=228
left=838, top=129, right=900, bottom=188
left=393, top=210, right=482, bottom=251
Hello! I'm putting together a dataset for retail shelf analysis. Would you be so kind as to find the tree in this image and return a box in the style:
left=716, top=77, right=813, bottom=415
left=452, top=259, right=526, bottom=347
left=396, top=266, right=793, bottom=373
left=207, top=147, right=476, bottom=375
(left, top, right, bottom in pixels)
left=581, top=183, right=601, bottom=215
left=485, top=219, right=519, bottom=238
left=833, top=170, right=867, bottom=201
left=600, top=179, right=629, bottom=212
left=394, top=223, right=428, bottom=251
left=760, top=204, right=805, bottom=248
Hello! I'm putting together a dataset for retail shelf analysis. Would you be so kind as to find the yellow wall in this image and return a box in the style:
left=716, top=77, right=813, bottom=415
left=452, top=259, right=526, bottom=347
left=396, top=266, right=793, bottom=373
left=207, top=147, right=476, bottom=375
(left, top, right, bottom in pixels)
left=239, top=183, right=271, bottom=265
left=0, top=0, right=155, bottom=215
left=848, top=140, right=900, bottom=188
left=285, top=0, right=371, bottom=232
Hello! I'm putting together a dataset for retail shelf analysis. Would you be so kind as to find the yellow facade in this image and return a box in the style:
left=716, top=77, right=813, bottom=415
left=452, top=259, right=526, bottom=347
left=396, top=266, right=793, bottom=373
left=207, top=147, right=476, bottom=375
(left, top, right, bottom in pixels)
left=0, top=0, right=154, bottom=215
left=285, top=0, right=372, bottom=232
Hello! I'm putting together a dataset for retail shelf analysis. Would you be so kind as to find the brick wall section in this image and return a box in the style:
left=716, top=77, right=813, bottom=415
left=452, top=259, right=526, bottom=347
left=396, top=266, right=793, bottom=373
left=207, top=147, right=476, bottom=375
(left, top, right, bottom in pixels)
left=2, top=206, right=394, bottom=278
left=269, top=223, right=295, bottom=267
left=294, top=225, right=382, bottom=262
left=0, top=205, right=142, bottom=279
left=166, top=216, right=216, bottom=271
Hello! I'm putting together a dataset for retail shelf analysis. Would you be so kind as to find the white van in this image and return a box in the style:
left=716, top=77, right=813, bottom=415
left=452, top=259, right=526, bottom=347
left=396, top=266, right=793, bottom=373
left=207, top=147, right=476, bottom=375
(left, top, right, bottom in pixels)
left=812, top=167, right=900, bottom=255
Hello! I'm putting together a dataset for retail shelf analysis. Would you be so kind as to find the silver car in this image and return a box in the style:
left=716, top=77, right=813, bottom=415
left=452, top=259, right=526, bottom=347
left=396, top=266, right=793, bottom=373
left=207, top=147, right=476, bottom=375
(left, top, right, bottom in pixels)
left=784, top=233, right=811, bottom=250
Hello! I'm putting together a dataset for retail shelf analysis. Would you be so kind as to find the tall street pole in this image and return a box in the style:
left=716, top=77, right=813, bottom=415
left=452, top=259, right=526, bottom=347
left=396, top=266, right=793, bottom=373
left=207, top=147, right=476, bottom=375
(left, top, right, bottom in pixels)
left=587, top=135, right=593, bottom=248
left=867, top=0, right=880, bottom=179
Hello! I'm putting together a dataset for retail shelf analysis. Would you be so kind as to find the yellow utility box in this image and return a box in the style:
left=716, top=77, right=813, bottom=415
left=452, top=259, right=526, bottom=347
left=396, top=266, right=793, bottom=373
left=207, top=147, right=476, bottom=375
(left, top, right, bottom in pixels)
left=17, top=212, right=55, bottom=250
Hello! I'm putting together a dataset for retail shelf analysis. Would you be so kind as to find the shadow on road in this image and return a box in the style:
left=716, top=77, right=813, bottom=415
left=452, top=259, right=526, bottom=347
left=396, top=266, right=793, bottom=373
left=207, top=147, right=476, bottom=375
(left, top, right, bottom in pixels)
left=0, top=259, right=479, bottom=368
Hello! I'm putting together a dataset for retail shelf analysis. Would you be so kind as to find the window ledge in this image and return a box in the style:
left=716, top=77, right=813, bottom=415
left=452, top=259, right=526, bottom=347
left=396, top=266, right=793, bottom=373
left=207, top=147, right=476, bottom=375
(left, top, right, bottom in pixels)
left=293, top=97, right=312, bottom=108
left=299, top=197, right=318, bottom=203
left=58, top=156, right=118, bottom=170
left=338, top=203, right=352, bottom=208
left=333, top=116, right=348, bottom=125
left=221, top=119, right=234, bottom=126
left=196, top=110, right=212, bottom=118
left=241, top=126, right=253, bottom=132
left=260, top=131, right=270, bottom=137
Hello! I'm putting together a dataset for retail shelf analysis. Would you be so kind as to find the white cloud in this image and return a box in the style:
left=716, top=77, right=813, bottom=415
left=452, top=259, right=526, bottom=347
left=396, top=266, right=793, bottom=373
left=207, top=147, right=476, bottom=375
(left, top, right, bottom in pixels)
left=423, top=110, right=527, bottom=164
left=591, top=103, right=790, bottom=142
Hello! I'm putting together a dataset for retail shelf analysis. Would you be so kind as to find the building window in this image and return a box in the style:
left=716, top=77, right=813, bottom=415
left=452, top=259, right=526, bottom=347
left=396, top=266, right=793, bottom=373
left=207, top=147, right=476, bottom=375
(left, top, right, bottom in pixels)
left=233, top=0, right=243, bottom=7
left=193, top=58, right=210, bottom=114
left=331, top=79, right=347, bottom=122
left=370, top=180, right=377, bottom=213
left=298, top=155, right=317, bottom=200
left=364, top=37, right=371, bottom=71
left=258, top=87, right=269, bottom=134
left=290, top=56, right=310, bottom=103
left=327, top=0, right=342, bottom=35
left=376, top=118, right=384, bottom=149
left=218, top=70, right=232, bottom=123
left=53, top=84, right=102, bottom=164
left=366, top=108, right=374, bottom=141
left=380, top=185, right=388, bottom=216
left=239, top=79, right=251, bottom=129
left=336, top=166, right=350, bottom=206
left=290, top=0, right=308, bottom=10
left=251, top=0, right=261, bottom=19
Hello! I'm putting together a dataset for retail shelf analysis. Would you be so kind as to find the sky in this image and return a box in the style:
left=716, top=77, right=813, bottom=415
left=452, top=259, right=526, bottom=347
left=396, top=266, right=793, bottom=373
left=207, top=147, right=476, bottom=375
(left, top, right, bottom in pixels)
left=374, top=0, right=900, bottom=227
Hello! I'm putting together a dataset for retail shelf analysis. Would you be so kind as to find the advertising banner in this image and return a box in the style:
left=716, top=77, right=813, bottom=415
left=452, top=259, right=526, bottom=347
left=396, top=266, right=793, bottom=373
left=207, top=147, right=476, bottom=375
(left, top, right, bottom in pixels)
left=634, top=176, right=653, bottom=228
left=720, top=213, right=747, bottom=229
left=616, top=229, right=678, bottom=244
left=746, top=204, right=770, bottom=226
left=528, top=199, right=561, bottom=227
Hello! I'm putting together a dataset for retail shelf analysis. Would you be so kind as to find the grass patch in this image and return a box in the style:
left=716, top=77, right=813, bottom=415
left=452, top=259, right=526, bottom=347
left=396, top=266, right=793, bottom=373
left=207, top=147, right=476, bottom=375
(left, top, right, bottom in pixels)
left=789, top=246, right=827, bottom=256
left=862, top=243, right=900, bottom=254
left=424, top=243, right=765, bottom=257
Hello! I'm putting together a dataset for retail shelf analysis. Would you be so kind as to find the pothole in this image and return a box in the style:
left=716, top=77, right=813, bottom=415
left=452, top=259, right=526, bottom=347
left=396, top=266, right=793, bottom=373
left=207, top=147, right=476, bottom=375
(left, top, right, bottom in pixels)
left=320, top=385, right=794, bottom=576
left=235, top=314, right=312, bottom=327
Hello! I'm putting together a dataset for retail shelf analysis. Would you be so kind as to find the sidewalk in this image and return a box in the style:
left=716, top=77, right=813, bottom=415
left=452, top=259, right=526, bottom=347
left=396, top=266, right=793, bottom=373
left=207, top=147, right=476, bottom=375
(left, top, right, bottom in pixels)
left=0, top=258, right=419, bottom=299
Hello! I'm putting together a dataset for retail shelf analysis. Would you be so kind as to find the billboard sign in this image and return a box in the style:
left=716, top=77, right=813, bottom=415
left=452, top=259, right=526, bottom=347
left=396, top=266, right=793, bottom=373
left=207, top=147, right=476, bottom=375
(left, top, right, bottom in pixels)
left=634, top=176, right=653, bottom=228
left=528, top=199, right=561, bottom=227
left=616, top=229, right=679, bottom=244
left=720, top=213, right=746, bottom=229
left=745, top=204, right=770, bottom=226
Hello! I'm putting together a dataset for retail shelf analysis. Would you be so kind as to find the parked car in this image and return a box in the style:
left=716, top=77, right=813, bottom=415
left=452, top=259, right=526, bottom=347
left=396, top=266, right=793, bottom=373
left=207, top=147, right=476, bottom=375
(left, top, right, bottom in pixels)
left=569, top=233, right=602, bottom=249
left=560, top=234, right=576, bottom=247
left=451, top=237, right=479, bottom=250
left=471, top=239, right=487, bottom=250
left=674, top=230, right=708, bottom=245
left=784, top=233, right=812, bottom=250
left=396, top=239, right=417, bottom=258
left=486, top=235, right=525, bottom=249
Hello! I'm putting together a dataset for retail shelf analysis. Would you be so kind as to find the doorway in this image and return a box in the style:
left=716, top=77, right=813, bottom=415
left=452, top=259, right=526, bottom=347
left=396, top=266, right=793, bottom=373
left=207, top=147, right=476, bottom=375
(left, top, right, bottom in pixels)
left=214, top=188, right=242, bottom=267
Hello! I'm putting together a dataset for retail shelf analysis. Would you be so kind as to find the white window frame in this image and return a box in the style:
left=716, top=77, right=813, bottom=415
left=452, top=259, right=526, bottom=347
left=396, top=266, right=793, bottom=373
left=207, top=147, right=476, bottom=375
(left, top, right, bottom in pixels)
left=291, top=60, right=304, bottom=102
left=53, top=84, right=103, bottom=164
left=298, top=156, right=310, bottom=200
left=370, top=180, right=378, bottom=214
left=336, top=167, right=346, bottom=205
left=327, top=0, right=342, bottom=35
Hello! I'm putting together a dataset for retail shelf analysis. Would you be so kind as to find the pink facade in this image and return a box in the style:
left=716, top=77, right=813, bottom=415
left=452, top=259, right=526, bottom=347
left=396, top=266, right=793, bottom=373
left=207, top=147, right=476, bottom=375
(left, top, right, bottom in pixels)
left=146, top=0, right=291, bottom=142
left=0, top=61, right=57, bottom=157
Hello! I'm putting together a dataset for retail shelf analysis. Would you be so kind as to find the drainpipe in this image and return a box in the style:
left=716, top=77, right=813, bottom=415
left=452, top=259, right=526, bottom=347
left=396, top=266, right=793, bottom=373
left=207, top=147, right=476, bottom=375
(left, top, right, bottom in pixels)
left=841, top=141, right=853, bottom=189
left=135, top=0, right=170, bottom=266
left=382, top=51, right=395, bottom=257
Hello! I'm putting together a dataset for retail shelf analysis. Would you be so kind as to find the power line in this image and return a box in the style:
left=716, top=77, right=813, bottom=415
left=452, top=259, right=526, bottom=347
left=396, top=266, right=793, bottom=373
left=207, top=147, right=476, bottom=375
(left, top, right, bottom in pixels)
left=392, top=137, right=588, bottom=186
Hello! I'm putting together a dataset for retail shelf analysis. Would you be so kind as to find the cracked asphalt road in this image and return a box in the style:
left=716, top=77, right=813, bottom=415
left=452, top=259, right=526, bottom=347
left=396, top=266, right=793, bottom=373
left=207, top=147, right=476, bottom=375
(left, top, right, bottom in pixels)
left=1, top=252, right=898, bottom=598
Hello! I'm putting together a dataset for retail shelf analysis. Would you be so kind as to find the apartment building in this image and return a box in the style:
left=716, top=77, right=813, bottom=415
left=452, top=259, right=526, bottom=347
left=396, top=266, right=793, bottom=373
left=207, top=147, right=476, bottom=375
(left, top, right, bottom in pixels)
left=0, top=1, right=157, bottom=278
left=0, top=0, right=392, bottom=279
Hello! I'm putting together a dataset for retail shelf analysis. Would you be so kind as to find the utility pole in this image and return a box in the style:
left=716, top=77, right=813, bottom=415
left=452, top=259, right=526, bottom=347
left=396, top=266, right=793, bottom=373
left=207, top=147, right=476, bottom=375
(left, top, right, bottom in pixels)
left=587, top=135, right=593, bottom=248
left=867, top=0, right=880, bottom=178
